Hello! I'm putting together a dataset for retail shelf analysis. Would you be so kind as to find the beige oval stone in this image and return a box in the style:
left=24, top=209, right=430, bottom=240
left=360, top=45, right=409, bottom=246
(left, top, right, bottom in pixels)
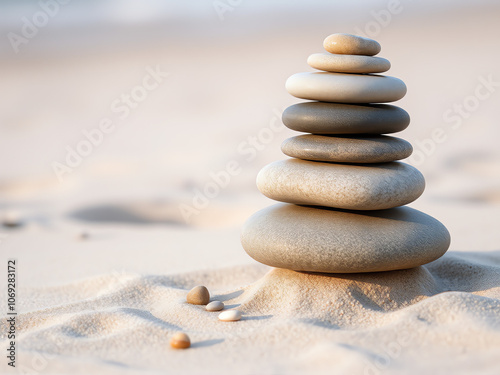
left=307, top=53, right=390, bottom=73
left=257, top=159, right=424, bottom=210
left=206, top=301, right=224, bottom=311
left=323, top=33, right=381, bottom=56
left=241, top=203, right=451, bottom=273
left=186, top=285, right=210, bottom=305
left=170, top=332, right=191, bottom=349
left=286, top=72, right=406, bottom=103
left=281, top=135, right=412, bottom=163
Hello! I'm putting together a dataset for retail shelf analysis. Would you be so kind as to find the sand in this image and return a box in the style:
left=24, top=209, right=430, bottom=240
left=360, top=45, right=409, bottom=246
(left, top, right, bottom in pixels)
left=1, top=1, right=500, bottom=374
left=2, top=252, right=500, bottom=374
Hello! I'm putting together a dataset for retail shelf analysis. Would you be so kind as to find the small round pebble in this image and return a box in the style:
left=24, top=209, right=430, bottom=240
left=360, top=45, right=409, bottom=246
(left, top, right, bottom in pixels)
left=206, top=301, right=224, bottom=311
left=186, top=285, right=210, bottom=305
left=218, top=310, right=242, bottom=322
left=2, top=211, right=22, bottom=228
left=78, top=232, right=90, bottom=240
left=170, top=332, right=190, bottom=349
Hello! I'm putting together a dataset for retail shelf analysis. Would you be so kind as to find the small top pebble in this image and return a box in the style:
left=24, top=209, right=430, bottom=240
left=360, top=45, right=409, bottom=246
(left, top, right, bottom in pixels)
left=218, top=310, right=242, bottom=322
left=170, top=332, right=190, bottom=349
left=323, top=33, right=381, bottom=56
left=186, top=285, right=210, bottom=305
left=206, top=301, right=224, bottom=311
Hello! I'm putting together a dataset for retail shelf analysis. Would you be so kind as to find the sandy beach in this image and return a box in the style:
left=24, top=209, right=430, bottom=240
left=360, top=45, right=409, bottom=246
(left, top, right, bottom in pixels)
left=1, top=1, right=500, bottom=374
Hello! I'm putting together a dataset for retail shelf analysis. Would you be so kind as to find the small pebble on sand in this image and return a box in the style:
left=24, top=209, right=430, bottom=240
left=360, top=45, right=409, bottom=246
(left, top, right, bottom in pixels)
left=170, top=332, right=191, bottom=349
left=187, top=285, right=210, bottom=305
left=78, top=232, right=90, bottom=240
left=206, top=301, right=224, bottom=311
left=2, top=211, right=22, bottom=228
left=218, top=310, right=242, bottom=322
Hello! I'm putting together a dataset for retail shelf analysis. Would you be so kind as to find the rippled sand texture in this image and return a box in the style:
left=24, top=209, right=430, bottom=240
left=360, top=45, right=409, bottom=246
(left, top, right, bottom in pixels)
left=2, top=252, right=499, bottom=375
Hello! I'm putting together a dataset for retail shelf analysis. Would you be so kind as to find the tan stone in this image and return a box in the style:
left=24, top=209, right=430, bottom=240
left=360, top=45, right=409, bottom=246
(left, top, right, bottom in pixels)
left=186, top=285, right=210, bottom=305
left=170, top=332, right=191, bottom=349
left=308, top=53, right=390, bottom=73
left=323, top=33, right=381, bottom=56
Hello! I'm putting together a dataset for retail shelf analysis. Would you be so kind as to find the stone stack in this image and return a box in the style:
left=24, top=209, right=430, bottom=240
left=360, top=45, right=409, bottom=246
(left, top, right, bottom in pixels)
left=241, top=33, right=450, bottom=273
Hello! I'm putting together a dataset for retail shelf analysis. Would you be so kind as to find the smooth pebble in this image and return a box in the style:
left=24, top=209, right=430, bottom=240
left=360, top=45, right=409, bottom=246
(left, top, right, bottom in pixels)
left=170, top=332, right=191, bottom=349
left=286, top=72, right=406, bottom=103
left=307, top=53, right=390, bottom=73
left=206, top=301, right=224, bottom=311
left=257, top=159, right=425, bottom=210
left=186, top=285, right=210, bottom=305
left=323, top=33, right=381, bottom=56
left=2, top=211, right=22, bottom=228
left=218, top=310, right=242, bottom=322
left=78, top=232, right=90, bottom=240
left=282, top=102, right=410, bottom=135
left=241, top=203, right=451, bottom=273
left=281, top=134, right=412, bottom=163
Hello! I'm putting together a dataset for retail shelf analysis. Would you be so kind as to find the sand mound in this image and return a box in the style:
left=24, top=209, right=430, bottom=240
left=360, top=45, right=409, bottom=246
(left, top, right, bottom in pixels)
left=2, top=251, right=499, bottom=374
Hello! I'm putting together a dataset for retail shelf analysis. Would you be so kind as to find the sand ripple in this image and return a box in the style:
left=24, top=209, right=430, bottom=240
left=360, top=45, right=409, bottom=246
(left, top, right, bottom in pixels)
left=1, top=251, right=499, bottom=374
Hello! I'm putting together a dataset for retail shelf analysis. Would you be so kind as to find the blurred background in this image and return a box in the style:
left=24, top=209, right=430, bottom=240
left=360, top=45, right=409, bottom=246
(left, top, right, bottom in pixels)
left=1, top=0, right=499, bottom=285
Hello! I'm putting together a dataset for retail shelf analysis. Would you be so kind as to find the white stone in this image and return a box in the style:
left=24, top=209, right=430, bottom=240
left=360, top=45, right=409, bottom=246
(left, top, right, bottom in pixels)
left=286, top=72, right=406, bottom=103
left=218, top=310, right=242, bottom=321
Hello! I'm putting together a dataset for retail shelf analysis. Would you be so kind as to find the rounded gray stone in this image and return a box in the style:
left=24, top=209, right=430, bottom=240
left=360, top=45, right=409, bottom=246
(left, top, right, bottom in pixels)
left=282, top=102, right=410, bottom=135
left=281, top=134, right=413, bottom=163
left=241, top=203, right=451, bottom=273
left=257, top=159, right=425, bottom=210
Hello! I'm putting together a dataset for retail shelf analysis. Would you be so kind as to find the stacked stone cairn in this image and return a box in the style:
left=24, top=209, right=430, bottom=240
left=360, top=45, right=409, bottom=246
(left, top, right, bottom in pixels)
left=241, top=34, right=450, bottom=273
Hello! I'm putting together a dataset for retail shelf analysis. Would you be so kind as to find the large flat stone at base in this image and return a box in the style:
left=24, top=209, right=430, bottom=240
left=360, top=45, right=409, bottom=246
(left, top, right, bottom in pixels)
left=241, top=204, right=451, bottom=273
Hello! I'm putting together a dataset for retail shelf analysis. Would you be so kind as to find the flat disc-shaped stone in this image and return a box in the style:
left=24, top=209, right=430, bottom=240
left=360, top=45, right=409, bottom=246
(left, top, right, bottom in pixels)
left=257, top=159, right=425, bottom=210
left=308, top=53, right=390, bottom=73
left=241, top=203, right=451, bottom=273
left=282, top=102, right=410, bottom=135
left=286, top=72, right=406, bottom=103
left=281, top=134, right=412, bottom=163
